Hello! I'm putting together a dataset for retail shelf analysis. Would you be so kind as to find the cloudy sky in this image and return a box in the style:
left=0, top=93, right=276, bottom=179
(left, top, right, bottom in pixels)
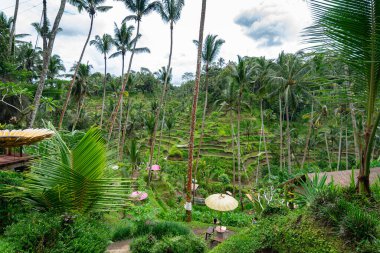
left=2, top=0, right=312, bottom=84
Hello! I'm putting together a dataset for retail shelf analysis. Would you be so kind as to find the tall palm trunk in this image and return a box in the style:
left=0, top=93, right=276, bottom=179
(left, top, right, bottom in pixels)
left=261, top=100, right=271, bottom=176
left=301, top=101, right=314, bottom=170
left=100, top=54, right=107, bottom=127
left=337, top=116, right=343, bottom=171
left=148, top=21, right=174, bottom=185
left=237, top=87, right=243, bottom=211
left=120, top=98, right=131, bottom=160
left=8, top=0, right=19, bottom=55
left=346, top=127, right=349, bottom=170
left=286, top=98, right=291, bottom=173
left=192, top=63, right=209, bottom=204
left=325, top=132, right=332, bottom=169
left=72, top=96, right=85, bottom=131
left=28, top=0, right=67, bottom=127
left=117, top=55, right=126, bottom=157
left=230, top=111, right=236, bottom=195
left=279, top=94, right=283, bottom=171
left=186, top=0, right=207, bottom=222
left=108, top=21, right=140, bottom=140
left=156, top=108, right=166, bottom=163
left=59, top=14, right=94, bottom=129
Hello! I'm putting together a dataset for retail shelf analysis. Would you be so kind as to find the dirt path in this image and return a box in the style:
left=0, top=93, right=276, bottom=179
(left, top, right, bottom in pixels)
left=106, top=240, right=131, bottom=253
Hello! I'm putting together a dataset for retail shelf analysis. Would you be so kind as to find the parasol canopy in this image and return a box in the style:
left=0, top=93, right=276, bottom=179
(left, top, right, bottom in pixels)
left=147, top=164, right=160, bottom=171
left=0, top=129, right=54, bottom=148
left=205, top=193, right=238, bottom=212
left=129, top=191, right=148, bottom=201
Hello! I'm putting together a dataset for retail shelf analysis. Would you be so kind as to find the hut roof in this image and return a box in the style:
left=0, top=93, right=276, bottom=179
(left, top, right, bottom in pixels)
left=280, top=168, right=380, bottom=188
left=307, top=168, right=380, bottom=187
left=0, top=129, right=54, bottom=148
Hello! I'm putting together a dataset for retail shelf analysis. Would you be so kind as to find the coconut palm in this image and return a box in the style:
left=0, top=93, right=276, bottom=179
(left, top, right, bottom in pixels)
left=186, top=0, right=207, bottom=222
left=8, top=0, right=19, bottom=55
left=192, top=34, right=225, bottom=203
left=109, top=0, right=160, bottom=137
left=230, top=55, right=253, bottom=210
left=22, top=125, right=130, bottom=213
left=110, top=22, right=150, bottom=151
left=144, top=0, right=185, bottom=184
left=90, top=34, right=113, bottom=127
left=271, top=52, right=312, bottom=173
left=71, top=62, right=93, bottom=131
left=305, top=0, right=380, bottom=194
left=58, top=0, right=112, bottom=129
left=27, top=0, right=67, bottom=127
left=47, top=54, right=66, bottom=80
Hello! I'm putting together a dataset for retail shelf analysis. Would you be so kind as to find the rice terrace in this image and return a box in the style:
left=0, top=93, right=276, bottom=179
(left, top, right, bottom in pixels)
left=0, top=0, right=379, bottom=252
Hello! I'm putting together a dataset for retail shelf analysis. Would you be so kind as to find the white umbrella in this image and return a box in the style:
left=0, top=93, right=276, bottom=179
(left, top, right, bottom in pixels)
left=205, top=193, right=238, bottom=211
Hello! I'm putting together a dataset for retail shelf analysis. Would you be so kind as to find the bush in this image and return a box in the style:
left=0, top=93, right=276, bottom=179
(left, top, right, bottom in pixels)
left=168, top=146, right=183, bottom=159
left=112, top=223, right=136, bottom=241
left=151, top=235, right=206, bottom=253
left=210, top=211, right=348, bottom=253
left=0, top=171, right=27, bottom=232
left=0, top=239, right=16, bottom=253
left=4, top=212, right=111, bottom=253
left=130, top=235, right=157, bottom=253
left=218, top=174, right=230, bottom=184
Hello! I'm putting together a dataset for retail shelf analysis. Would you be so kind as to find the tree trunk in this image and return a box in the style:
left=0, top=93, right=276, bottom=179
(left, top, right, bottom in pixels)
left=59, top=14, right=94, bottom=129
left=108, top=20, right=141, bottom=139
left=237, top=87, right=244, bottom=211
left=286, top=98, right=291, bottom=173
left=8, top=0, right=19, bottom=55
left=301, top=101, right=314, bottom=170
left=357, top=111, right=380, bottom=194
left=120, top=98, right=131, bottom=161
left=72, top=96, right=84, bottom=131
left=346, top=127, right=349, bottom=170
left=349, top=103, right=360, bottom=163
left=325, top=132, right=332, bottom=170
left=100, top=55, right=107, bottom=127
left=337, top=116, right=343, bottom=171
left=186, top=0, right=207, bottom=222
left=117, top=55, right=126, bottom=158
left=279, top=94, right=283, bottom=171
left=147, top=21, right=174, bottom=186
left=261, top=99, right=271, bottom=176
left=28, top=0, right=67, bottom=127
left=156, top=108, right=166, bottom=164
left=230, top=110, right=236, bottom=195
left=193, top=63, right=209, bottom=204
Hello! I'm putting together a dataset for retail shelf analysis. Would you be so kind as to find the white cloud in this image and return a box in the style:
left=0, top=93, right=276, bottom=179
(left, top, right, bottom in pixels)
left=2, top=0, right=313, bottom=85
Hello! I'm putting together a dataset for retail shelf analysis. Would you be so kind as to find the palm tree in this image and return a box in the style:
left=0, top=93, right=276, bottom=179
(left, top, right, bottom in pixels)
left=126, top=139, right=140, bottom=173
left=165, top=113, right=175, bottom=138
left=271, top=51, right=312, bottom=173
left=230, top=55, right=253, bottom=210
left=27, top=0, right=67, bottom=127
left=192, top=34, right=225, bottom=203
left=8, top=0, right=19, bottom=55
left=58, top=0, right=112, bottom=129
left=186, top=0, right=207, bottom=222
left=23, top=125, right=130, bottom=213
left=109, top=22, right=150, bottom=152
left=146, top=0, right=185, bottom=184
left=47, top=54, right=66, bottom=80
left=306, top=0, right=380, bottom=194
left=90, top=34, right=113, bottom=128
left=71, top=62, right=92, bottom=131
left=108, top=0, right=160, bottom=137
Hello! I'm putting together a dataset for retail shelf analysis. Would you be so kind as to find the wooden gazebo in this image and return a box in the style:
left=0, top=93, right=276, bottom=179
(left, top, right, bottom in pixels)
left=0, top=129, right=54, bottom=171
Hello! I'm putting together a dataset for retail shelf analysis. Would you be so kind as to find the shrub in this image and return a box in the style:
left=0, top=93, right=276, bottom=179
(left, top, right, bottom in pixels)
left=4, top=212, right=111, bottom=253
left=0, top=171, right=27, bottom=232
left=5, top=212, right=62, bottom=252
left=112, top=223, right=136, bottom=241
left=151, top=235, right=206, bottom=253
left=218, top=173, right=230, bottom=184
left=130, top=235, right=157, bottom=253
left=168, top=146, right=183, bottom=159
left=0, top=239, right=16, bottom=253
left=340, top=205, right=378, bottom=242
